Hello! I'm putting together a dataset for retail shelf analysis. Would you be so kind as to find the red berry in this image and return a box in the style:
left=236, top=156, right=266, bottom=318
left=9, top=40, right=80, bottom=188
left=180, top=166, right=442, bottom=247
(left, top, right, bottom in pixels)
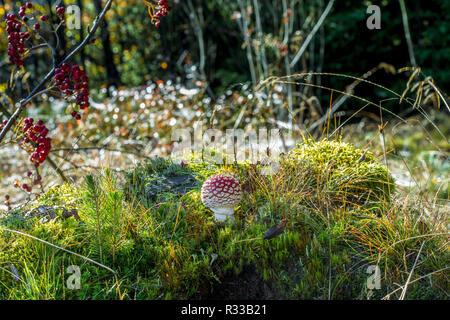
left=56, top=6, right=66, bottom=15
left=34, top=23, right=40, bottom=30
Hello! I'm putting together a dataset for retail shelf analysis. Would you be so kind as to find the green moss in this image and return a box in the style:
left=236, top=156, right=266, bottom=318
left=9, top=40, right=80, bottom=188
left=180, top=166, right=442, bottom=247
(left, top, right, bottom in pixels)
left=37, top=183, right=80, bottom=206
left=0, top=145, right=446, bottom=300
left=122, top=154, right=253, bottom=210
left=289, top=138, right=395, bottom=204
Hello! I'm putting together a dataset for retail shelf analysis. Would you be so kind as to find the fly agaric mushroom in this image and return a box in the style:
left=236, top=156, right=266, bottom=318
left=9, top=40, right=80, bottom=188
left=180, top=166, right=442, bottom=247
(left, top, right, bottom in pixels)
left=201, top=174, right=242, bottom=222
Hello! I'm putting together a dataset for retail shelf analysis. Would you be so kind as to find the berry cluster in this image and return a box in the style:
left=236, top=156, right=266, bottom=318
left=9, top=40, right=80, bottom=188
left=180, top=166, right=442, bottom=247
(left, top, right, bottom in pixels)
left=153, top=0, right=171, bottom=27
left=54, top=63, right=90, bottom=120
left=5, top=2, right=56, bottom=66
left=21, top=183, right=32, bottom=193
left=2, top=117, right=47, bottom=194
left=13, top=172, right=41, bottom=193
left=35, top=14, right=50, bottom=29
left=6, top=13, right=30, bottom=66
left=56, top=5, right=66, bottom=16
left=22, top=118, right=52, bottom=168
left=19, top=2, right=33, bottom=17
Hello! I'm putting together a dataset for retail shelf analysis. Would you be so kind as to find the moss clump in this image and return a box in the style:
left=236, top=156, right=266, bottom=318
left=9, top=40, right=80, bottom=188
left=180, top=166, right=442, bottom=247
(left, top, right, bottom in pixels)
left=122, top=155, right=250, bottom=208
left=289, top=138, right=395, bottom=204
left=2, top=143, right=446, bottom=300
left=37, top=183, right=80, bottom=206
left=0, top=160, right=447, bottom=300
left=123, top=157, right=200, bottom=208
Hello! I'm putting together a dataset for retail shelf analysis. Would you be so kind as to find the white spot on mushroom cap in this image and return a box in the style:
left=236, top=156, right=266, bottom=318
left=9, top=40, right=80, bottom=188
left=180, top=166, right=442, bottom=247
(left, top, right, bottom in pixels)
left=201, top=174, right=242, bottom=211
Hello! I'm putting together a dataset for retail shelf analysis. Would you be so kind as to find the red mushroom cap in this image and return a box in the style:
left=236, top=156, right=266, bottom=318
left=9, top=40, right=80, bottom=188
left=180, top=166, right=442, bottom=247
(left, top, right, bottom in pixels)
left=201, top=174, right=242, bottom=220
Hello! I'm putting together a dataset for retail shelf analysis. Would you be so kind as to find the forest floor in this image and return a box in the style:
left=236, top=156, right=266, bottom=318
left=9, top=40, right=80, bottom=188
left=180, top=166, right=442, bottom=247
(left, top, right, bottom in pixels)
left=0, top=97, right=448, bottom=300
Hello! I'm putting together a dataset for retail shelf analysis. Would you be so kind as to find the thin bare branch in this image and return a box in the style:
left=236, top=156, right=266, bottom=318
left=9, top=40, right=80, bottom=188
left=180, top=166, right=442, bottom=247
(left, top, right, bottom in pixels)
left=0, top=0, right=114, bottom=144
left=290, top=0, right=335, bottom=68
left=0, top=227, right=117, bottom=276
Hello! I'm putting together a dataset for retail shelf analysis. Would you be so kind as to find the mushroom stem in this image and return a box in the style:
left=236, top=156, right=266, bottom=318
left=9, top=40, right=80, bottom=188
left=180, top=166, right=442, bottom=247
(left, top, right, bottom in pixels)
left=210, top=207, right=235, bottom=222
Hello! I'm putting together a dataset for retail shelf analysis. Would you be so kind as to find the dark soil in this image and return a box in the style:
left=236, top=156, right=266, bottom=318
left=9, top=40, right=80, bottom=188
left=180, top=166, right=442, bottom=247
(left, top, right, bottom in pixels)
left=199, top=265, right=287, bottom=300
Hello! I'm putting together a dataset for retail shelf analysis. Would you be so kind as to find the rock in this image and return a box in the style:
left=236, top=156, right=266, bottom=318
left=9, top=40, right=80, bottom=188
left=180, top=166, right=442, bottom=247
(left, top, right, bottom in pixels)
left=144, top=173, right=201, bottom=201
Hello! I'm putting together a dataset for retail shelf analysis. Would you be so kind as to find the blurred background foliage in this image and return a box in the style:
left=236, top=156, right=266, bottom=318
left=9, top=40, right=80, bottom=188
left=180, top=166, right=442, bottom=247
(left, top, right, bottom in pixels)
left=0, top=0, right=449, bottom=106
left=0, top=0, right=448, bottom=201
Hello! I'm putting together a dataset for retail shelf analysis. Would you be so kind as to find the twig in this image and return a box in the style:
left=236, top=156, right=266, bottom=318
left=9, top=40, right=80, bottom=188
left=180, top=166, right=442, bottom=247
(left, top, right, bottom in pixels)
left=425, top=79, right=450, bottom=112
left=252, top=0, right=268, bottom=79
left=399, top=241, right=425, bottom=300
left=0, top=227, right=117, bottom=276
left=383, top=266, right=449, bottom=300
left=282, top=0, right=293, bottom=125
left=0, top=0, right=114, bottom=144
left=185, top=0, right=206, bottom=81
left=398, top=0, right=417, bottom=67
left=309, top=66, right=377, bottom=132
left=237, top=0, right=257, bottom=86
left=46, top=155, right=69, bottom=183
left=290, top=0, right=335, bottom=68
left=51, top=146, right=152, bottom=158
